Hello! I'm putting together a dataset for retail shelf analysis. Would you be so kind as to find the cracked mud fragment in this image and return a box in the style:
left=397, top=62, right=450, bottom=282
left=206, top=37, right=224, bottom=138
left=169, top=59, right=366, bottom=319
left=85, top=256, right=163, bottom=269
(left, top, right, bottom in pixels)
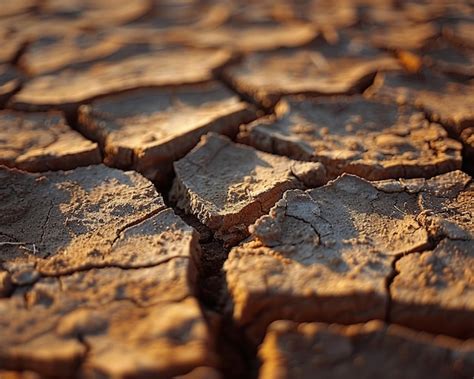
left=369, top=22, right=438, bottom=51
left=224, top=171, right=473, bottom=343
left=170, top=22, right=317, bottom=53
left=239, top=96, right=462, bottom=180
left=391, top=239, right=474, bottom=338
left=258, top=320, right=474, bottom=379
left=18, top=31, right=129, bottom=76
left=222, top=35, right=399, bottom=107
left=385, top=171, right=474, bottom=337
left=10, top=48, right=231, bottom=110
left=0, top=111, right=101, bottom=172
left=415, top=169, right=473, bottom=241
left=78, top=82, right=257, bottom=183
left=367, top=70, right=474, bottom=137
left=16, top=23, right=184, bottom=76
left=0, top=16, right=81, bottom=51
left=0, top=165, right=217, bottom=377
left=1, top=164, right=175, bottom=275
left=171, top=133, right=326, bottom=246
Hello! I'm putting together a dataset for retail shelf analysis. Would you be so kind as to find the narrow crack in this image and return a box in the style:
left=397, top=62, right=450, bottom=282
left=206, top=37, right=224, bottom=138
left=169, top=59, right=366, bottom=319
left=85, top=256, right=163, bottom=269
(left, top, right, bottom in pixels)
left=285, top=213, right=321, bottom=241
left=39, top=201, right=54, bottom=257
left=42, top=254, right=191, bottom=279
left=3, top=255, right=191, bottom=295
left=64, top=105, right=106, bottom=164
left=11, top=40, right=30, bottom=68
left=385, top=254, right=402, bottom=323
left=420, top=107, right=474, bottom=177
left=383, top=225, right=457, bottom=325
left=212, top=53, right=271, bottom=115
left=110, top=205, right=166, bottom=247
left=76, top=333, right=91, bottom=379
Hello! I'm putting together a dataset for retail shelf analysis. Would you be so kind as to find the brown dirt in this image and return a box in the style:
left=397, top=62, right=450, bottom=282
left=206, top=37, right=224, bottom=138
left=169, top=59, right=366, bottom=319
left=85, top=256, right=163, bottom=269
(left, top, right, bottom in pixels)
left=0, top=1, right=473, bottom=378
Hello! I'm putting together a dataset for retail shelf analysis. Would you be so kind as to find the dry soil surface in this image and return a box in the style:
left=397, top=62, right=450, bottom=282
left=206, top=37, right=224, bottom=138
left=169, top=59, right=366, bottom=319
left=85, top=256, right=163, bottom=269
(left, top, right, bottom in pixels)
left=0, top=1, right=473, bottom=378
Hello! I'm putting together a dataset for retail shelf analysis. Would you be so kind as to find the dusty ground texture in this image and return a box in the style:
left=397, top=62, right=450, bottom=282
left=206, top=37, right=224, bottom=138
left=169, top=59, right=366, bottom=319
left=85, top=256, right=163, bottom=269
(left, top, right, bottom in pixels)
left=0, top=165, right=216, bottom=378
left=0, top=1, right=473, bottom=378
left=0, top=111, right=101, bottom=172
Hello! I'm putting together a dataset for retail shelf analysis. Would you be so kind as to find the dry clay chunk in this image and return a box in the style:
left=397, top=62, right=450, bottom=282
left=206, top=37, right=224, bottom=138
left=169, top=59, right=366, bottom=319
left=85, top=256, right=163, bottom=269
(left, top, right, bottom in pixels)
left=224, top=171, right=473, bottom=343
left=18, top=31, right=126, bottom=76
left=170, top=133, right=326, bottom=246
left=368, top=70, right=474, bottom=136
left=78, top=82, right=257, bottom=182
left=0, top=111, right=101, bottom=172
left=223, top=40, right=399, bottom=107
left=373, top=169, right=473, bottom=242
left=372, top=170, right=473, bottom=337
left=0, top=164, right=177, bottom=277
left=171, top=22, right=317, bottom=52
left=239, top=96, right=462, bottom=180
left=370, top=22, right=438, bottom=51
left=387, top=170, right=473, bottom=337
left=10, top=49, right=230, bottom=110
left=391, top=239, right=474, bottom=339
left=416, top=169, right=473, bottom=241
left=258, top=320, right=474, bottom=379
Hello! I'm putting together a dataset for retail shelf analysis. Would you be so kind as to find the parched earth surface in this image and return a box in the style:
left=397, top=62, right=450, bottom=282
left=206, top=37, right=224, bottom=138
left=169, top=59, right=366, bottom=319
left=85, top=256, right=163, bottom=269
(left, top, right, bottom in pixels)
left=0, top=1, right=473, bottom=379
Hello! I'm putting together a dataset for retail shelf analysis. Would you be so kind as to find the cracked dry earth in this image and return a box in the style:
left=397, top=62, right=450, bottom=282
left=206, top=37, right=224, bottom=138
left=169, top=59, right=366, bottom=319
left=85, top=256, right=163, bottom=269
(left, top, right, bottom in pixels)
left=0, top=1, right=473, bottom=379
